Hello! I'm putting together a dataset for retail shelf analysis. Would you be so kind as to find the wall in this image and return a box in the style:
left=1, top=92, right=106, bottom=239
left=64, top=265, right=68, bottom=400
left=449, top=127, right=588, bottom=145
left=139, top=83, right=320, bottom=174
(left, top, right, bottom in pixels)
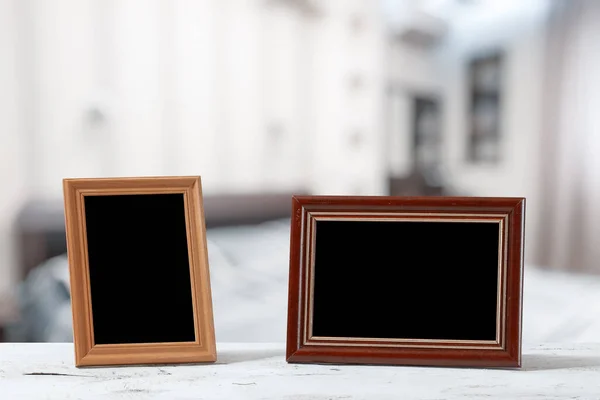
left=5, top=0, right=386, bottom=198
left=0, top=0, right=386, bottom=290
left=307, top=0, right=387, bottom=195
left=0, top=0, right=28, bottom=293
left=434, top=0, right=550, bottom=264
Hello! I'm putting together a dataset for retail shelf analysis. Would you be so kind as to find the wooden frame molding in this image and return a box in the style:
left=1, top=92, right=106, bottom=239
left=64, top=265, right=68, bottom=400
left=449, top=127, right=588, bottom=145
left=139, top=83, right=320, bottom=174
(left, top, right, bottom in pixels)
left=63, top=176, right=216, bottom=367
left=286, top=196, right=525, bottom=368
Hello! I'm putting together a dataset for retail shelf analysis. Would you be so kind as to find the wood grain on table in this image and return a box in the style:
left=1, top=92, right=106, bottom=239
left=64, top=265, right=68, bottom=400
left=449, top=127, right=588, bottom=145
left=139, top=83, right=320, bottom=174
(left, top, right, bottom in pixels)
left=1, top=343, right=599, bottom=399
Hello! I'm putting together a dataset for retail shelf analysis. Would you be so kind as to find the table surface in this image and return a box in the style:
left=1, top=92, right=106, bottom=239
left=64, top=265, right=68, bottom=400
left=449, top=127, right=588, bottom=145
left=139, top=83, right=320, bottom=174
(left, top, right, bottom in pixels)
left=1, top=343, right=600, bottom=399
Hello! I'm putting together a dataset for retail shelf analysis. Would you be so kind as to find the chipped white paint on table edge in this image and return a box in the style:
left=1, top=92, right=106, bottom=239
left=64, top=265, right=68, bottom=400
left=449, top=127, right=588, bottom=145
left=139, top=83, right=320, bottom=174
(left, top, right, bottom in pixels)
left=1, top=343, right=599, bottom=399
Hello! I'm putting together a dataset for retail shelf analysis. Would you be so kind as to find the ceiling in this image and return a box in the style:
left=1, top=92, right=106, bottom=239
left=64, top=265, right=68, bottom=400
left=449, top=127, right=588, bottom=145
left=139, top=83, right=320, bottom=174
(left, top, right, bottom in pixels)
left=381, top=0, right=550, bottom=46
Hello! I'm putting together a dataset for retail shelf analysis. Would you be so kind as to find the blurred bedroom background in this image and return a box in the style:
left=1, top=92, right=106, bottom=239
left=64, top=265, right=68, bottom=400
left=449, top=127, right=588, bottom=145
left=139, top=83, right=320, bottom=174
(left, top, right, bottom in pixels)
left=1, top=0, right=600, bottom=344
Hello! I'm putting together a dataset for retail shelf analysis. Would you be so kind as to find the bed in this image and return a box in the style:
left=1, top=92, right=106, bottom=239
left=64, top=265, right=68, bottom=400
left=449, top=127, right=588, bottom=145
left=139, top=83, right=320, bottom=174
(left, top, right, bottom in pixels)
left=6, top=195, right=600, bottom=344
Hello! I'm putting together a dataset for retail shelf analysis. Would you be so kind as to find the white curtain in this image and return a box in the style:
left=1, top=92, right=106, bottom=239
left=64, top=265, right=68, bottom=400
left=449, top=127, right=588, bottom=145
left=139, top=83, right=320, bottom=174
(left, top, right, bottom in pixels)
left=538, top=0, right=600, bottom=272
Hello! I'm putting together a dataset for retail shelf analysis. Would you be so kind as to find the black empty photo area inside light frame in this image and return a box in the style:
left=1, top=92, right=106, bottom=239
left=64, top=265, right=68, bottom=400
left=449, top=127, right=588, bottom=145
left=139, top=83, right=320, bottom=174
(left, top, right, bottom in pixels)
left=311, top=220, right=500, bottom=341
left=84, top=193, right=196, bottom=345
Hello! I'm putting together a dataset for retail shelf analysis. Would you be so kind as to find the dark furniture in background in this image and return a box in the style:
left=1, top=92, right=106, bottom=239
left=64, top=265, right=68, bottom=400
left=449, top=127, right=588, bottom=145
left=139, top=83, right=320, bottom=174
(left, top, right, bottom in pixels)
left=413, top=96, right=442, bottom=171
left=467, top=51, right=504, bottom=163
left=387, top=93, right=460, bottom=197
left=388, top=173, right=445, bottom=197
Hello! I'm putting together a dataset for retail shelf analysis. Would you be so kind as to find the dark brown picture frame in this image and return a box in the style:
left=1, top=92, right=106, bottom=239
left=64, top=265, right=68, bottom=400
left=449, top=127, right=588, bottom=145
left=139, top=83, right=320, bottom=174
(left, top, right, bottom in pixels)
left=286, top=196, right=525, bottom=368
left=63, top=176, right=216, bottom=367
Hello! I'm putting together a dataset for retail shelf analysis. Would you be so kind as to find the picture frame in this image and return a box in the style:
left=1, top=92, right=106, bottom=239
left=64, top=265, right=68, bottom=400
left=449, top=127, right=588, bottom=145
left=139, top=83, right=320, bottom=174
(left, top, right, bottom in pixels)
left=63, top=176, right=216, bottom=367
left=286, top=195, right=525, bottom=368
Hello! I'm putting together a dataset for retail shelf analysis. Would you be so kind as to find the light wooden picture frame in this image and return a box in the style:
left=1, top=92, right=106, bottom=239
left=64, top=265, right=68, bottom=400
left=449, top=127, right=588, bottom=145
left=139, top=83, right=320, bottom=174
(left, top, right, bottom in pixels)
left=286, top=195, right=525, bottom=368
left=63, top=176, right=216, bottom=367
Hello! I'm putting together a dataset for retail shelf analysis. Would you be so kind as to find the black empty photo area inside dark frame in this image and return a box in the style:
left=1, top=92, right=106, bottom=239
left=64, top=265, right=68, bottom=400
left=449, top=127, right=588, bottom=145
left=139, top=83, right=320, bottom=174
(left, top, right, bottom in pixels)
left=311, top=220, right=500, bottom=341
left=84, top=193, right=196, bottom=345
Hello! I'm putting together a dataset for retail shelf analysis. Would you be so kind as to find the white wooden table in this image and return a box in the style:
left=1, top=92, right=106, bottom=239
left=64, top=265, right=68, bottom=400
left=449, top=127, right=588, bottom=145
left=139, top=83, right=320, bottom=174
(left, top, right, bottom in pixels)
left=1, top=343, right=600, bottom=399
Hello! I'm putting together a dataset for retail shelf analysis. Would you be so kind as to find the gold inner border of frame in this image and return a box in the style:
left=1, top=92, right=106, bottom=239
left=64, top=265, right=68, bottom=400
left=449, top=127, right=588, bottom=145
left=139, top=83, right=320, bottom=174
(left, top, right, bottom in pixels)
left=300, top=211, right=509, bottom=350
left=78, top=189, right=200, bottom=348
